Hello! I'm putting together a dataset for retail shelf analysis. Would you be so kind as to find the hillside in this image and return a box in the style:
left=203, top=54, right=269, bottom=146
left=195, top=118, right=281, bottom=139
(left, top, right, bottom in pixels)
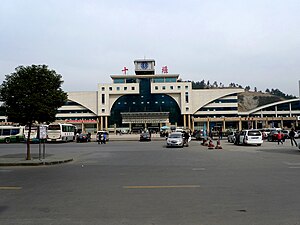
left=238, top=91, right=285, bottom=112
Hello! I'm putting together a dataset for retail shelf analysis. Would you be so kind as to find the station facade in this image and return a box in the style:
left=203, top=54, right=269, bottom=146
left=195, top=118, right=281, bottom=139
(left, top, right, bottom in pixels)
left=55, top=59, right=300, bottom=133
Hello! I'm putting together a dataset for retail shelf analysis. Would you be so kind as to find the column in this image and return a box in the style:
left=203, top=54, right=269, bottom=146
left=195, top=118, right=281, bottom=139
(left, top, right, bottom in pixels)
left=188, top=114, right=191, bottom=130
left=239, top=118, right=242, bottom=130
left=100, top=116, right=103, bottom=130
left=222, top=119, right=226, bottom=131
left=97, top=117, right=100, bottom=131
left=105, top=116, right=108, bottom=130
left=183, top=115, right=186, bottom=129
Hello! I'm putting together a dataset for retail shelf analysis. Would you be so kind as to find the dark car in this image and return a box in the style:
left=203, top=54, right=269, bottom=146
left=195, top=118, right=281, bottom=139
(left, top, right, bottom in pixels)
left=140, top=132, right=151, bottom=141
left=76, top=133, right=90, bottom=143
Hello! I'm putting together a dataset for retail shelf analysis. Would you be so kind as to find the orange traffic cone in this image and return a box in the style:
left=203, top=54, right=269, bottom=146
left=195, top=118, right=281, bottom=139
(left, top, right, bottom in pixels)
left=208, top=139, right=215, bottom=149
left=215, top=139, right=223, bottom=149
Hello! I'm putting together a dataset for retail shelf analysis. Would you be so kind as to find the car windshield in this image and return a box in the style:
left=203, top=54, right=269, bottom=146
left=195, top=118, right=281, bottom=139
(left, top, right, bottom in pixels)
left=169, top=133, right=182, bottom=138
left=248, top=131, right=261, bottom=136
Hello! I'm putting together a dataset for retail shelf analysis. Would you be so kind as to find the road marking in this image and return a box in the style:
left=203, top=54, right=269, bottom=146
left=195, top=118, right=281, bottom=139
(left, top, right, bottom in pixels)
left=192, top=168, right=206, bottom=171
left=123, top=185, right=200, bottom=189
left=0, top=186, right=22, bottom=190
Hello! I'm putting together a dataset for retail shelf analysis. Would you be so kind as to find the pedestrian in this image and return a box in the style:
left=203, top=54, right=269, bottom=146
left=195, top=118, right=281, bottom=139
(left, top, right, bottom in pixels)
left=219, top=127, right=223, bottom=140
left=277, top=131, right=283, bottom=145
left=234, top=130, right=240, bottom=145
left=103, top=132, right=107, bottom=144
left=289, top=128, right=298, bottom=146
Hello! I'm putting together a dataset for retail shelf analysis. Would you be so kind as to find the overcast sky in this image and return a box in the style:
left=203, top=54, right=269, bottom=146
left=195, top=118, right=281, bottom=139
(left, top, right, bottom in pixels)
left=1, top=0, right=299, bottom=96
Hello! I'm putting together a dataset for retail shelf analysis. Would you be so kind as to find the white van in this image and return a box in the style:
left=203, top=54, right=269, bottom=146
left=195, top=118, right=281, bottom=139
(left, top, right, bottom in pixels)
left=239, top=129, right=263, bottom=146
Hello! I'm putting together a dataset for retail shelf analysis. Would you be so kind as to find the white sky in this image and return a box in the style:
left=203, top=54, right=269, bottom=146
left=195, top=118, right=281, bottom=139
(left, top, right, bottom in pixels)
left=1, top=0, right=300, bottom=96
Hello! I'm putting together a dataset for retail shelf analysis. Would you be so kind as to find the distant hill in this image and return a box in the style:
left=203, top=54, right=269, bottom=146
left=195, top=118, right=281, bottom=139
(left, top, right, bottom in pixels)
left=238, top=91, right=286, bottom=112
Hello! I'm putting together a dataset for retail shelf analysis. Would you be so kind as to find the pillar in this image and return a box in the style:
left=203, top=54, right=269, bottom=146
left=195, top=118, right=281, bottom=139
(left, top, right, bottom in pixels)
left=188, top=114, right=191, bottom=130
left=97, top=117, right=100, bottom=131
left=183, top=115, right=186, bottom=129
left=238, top=118, right=242, bottom=130
left=222, top=119, right=226, bottom=131
left=105, top=116, right=108, bottom=130
left=100, top=116, right=103, bottom=130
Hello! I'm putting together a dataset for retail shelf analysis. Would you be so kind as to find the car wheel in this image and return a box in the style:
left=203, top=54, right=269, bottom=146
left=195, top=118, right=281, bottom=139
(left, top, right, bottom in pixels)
left=5, top=138, right=11, bottom=144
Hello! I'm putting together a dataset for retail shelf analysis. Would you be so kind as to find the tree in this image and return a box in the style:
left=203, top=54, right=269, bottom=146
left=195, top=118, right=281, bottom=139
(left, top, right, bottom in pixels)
left=0, top=65, right=67, bottom=160
left=244, top=86, right=251, bottom=91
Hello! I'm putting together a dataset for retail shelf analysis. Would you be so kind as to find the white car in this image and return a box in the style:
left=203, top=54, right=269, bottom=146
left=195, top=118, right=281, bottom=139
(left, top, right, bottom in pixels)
left=239, top=129, right=263, bottom=146
left=166, top=132, right=184, bottom=148
left=227, top=131, right=236, bottom=143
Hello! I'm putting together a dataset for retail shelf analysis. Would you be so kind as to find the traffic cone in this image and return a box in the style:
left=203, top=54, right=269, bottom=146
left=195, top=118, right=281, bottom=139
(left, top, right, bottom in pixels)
left=215, top=139, right=223, bottom=149
left=208, top=139, right=215, bottom=149
left=201, top=138, right=208, bottom=146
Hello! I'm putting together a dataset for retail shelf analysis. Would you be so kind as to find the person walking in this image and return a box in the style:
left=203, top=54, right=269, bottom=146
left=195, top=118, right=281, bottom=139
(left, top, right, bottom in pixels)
left=277, top=131, right=283, bottom=145
left=103, top=132, right=107, bottom=144
left=289, top=128, right=298, bottom=146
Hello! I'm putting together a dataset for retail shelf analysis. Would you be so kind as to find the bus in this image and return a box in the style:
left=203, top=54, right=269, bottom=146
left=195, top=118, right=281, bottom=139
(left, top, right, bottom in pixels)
left=47, top=123, right=75, bottom=142
left=24, top=125, right=48, bottom=143
left=0, top=126, right=24, bottom=143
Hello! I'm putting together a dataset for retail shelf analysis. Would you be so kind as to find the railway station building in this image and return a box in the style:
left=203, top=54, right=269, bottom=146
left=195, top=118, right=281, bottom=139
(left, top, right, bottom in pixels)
left=53, top=59, right=300, bottom=133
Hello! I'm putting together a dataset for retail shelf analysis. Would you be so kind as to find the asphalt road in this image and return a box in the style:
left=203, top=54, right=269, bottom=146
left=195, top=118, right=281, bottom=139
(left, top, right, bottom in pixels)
left=1, top=140, right=300, bottom=225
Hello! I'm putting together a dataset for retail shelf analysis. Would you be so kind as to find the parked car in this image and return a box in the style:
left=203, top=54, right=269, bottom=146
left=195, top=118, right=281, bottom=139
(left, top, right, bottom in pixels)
left=76, top=133, right=90, bottom=142
left=267, top=130, right=279, bottom=142
left=239, top=129, right=263, bottom=146
left=281, top=130, right=289, bottom=140
left=194, top=130, right=205, bottom=140
left=227, top=131, right=236, bottom=143
left=166, top=132, right=184, bottom=148
left=140, top=132, right=151, bottom=142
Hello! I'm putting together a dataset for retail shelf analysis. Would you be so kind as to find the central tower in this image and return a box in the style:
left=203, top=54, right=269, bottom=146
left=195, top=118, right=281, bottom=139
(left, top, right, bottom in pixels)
left=134, top=59, right=155, bottom=75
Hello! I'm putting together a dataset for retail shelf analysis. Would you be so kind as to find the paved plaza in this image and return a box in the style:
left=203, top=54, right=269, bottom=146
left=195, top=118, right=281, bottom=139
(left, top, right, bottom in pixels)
left=1, top=139, right=300, bottom=225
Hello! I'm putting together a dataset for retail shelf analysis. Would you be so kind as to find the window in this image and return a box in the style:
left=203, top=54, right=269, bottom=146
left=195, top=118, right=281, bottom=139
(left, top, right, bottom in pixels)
left=124, top=87, right=127, bottom=91
left=162, top=86, right=166, bottom=90
left=186, top=107, right=189, bottom=111
left=109, top=87, right=112, bottom=91
left=185, top=92, right=189, bottom=103
left=101, top=94, right=105, bottom=104
left=114, top=78, right=125, bottom=83
left=102, top=109, right=105, bottom=113
left=153, top=78, right=164, bottom=83
left=117, top=87, right=120, bottom=91
left=185, top=86, right=189, bottom=90
left=177, top=86, right=181, bottom=90
left=165, top=78, right=176, bottom=83
left=170, top=86, right=174, bottom=90
left=131, top=87, right=135, bottom=90
left=155, top=86, right=158, bottom=90
left=101, top=87, right=105, bottom=91
left=11, top=129, right=20, bottom=135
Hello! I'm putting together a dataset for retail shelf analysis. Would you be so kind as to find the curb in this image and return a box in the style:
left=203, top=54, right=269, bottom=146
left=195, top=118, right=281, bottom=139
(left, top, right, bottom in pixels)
left=0, top=158, right=73, bottom=167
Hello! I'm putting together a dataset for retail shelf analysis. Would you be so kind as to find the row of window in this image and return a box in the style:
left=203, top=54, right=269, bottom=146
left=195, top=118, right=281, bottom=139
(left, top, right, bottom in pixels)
left=200, top=107, right=238, bottom=111
left=154, top=85, right=189, bottom=91
left=57, top=110, right=93, bottom=114
left=101, top=85, right=190, bottom=92
left=101, top=86, right=136, bottom=91
left=113, top=78, right=177, bottom=84
left=213, top=99, right=238, bottom=103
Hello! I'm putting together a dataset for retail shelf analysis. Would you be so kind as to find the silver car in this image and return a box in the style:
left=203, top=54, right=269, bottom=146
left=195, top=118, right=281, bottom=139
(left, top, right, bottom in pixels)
left=166, top=132, right=184, bottom=148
